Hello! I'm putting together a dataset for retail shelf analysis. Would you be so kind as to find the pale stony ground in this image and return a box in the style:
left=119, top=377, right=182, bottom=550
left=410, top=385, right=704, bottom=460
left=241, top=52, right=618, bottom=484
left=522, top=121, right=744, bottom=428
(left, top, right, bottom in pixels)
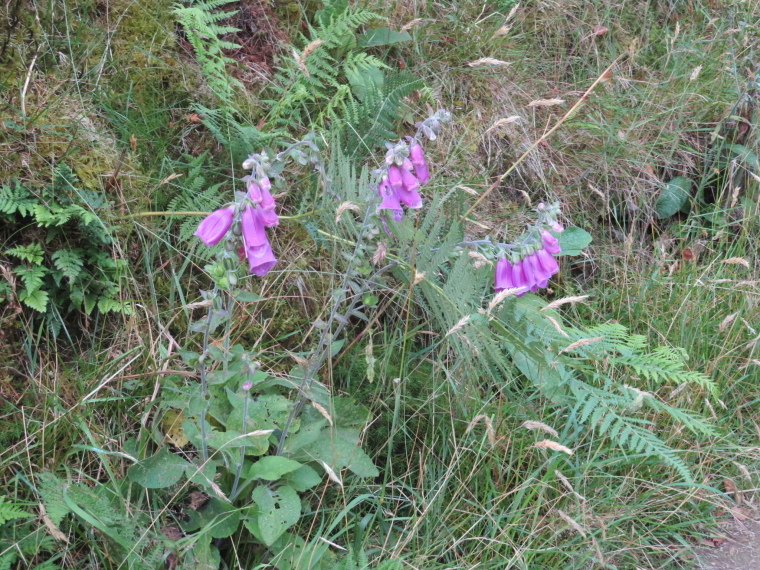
left=695, top=516, right=760, bottom=570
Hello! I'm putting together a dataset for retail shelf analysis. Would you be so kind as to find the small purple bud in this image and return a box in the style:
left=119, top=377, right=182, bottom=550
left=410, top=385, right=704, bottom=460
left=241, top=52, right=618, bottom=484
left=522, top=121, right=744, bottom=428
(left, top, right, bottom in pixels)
left=409, top=142, right=425, bottom=166
left=248, top=180, right=263, bottom=204
left=241, top=380, right=253, bottom=391
left=541, top=230, right=561, bottom=255
left=258, top=206, right=279, bottom=227
left=551, top=221, right=564, bottom=233
left=260, top=186, right=276, bottom=211
left=194, top=206, right=234, bottom=247
left=413, top=161, right=429, bottom=185
left=259, top=175, right=271, bottom=192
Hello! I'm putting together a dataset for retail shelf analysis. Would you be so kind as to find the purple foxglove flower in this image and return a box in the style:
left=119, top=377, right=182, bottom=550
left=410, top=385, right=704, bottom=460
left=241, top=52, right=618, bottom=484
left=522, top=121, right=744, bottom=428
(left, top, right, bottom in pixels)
left=387, top=165, right=403, bottom=190
left=400, top=168, right=420, bottom=193
left=541, top=230, right=561, bottom=255
left=397, top=187, right=422, bottom=209
left=241, top=206, right=268, bottom=257
left=413, top=161, right=429, bottom=185
left=526, top=253, right=552, bottom=283
left=377, top=180, right=404, bottom=220
left=494, top=258, right=514, bottom=292
left=521, top=257, right=538, bottom=290
left=258, top=205, right=279, bottom=227
left=259, top=175, right=271, bottom=192
left=402, top=158, right=414, bottom=171
left=512, top=261, right=528, bottom=297
left=260, top=186, right=276, bottom=211
left=248, top=243, right=277, bottom=276
left=409, top=141, right=425, bottom=166
left=536, top=248, right=559, bottom=275
left=194, top=206, right=234, bottom=247
left=551, top=221, right=563, bottom=232
left=247, top=180, right=263, bottom=204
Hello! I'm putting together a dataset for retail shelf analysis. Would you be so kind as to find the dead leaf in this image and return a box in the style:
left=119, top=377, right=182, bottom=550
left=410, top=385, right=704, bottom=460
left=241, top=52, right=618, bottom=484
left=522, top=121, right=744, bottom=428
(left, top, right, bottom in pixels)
left=159, top=173, right=183, bottom=186
left=592, top=24, right=608, bottom=36
left=129, top=134, right=137, bottom=152
left=188, top=491, right=208, bottom=510
left=682, top=249, right=694, bottom=261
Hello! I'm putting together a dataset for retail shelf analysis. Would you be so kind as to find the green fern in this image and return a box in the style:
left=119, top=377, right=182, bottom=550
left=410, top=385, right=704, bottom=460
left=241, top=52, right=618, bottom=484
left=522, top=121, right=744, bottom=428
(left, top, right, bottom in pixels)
left=173, top=0, right=242, bottom=107
left=0, top=180, right=36, bottom=218
left=0, top=496, right=31, bottom=525
left=37, top=472, right=70, bottom=526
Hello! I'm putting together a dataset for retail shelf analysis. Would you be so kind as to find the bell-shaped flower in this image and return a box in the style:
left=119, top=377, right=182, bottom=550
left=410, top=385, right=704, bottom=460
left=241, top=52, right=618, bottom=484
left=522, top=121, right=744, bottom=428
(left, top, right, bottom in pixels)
left=494, top=258, right=514, bottom=292
left=258, top=205, right=279, bottom=227
left=400, top=168, right=420, bottom=193
left=194, top=206, right=234, bottom=247
left=536, top=248, right=559, bottom=275
left=526, top=253, right=553, bottom=283
left=258, top=174, right=271, bottom=192
left=248, top=243, right=277, bottom=277
left=397, top=186, right=422, bottom=209
left=260, top=186, right=276, bottom=211
left=377, top=180, right=403, bottom=221
left=387, top=165, right=404, bottom=190
left=541, top=230, right=561, bottom=255
left=511, top=260, right=528, bottom=297
left=241, top=206, right=269, bottom=258
left=409, top=142, right=430, bottom=184
left=247, top=179, right=263, bottom=204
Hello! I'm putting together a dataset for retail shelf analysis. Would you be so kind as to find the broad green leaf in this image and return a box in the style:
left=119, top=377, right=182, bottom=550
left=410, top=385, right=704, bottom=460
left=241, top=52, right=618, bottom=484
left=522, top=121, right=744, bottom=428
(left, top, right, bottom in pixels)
left=193, top=498, right=240, bottom=539
left=329, top=338, right=346, bottom=358
left=298, top=431, right=379, bottom=478
left=557, top=227, right=593, bottom=256
left=127, top=447, right=189, bottom=488
left=655, top=177, right=692, bottom=219
left=358, top=27, right=413, bottom=47
left=283, top=465, right=323, bottom=492
left=234, top=291, right=261, bottom=302
left=248, top=457, right=302, bottom=481
left=727, top=144, right=759, bottom=169
left=251, top=485, right=301, bottom=546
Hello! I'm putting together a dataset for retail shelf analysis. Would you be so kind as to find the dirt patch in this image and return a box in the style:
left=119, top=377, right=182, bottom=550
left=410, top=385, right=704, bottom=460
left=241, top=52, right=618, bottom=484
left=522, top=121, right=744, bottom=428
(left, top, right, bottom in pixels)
left=696, top=516, right=760, bottom=570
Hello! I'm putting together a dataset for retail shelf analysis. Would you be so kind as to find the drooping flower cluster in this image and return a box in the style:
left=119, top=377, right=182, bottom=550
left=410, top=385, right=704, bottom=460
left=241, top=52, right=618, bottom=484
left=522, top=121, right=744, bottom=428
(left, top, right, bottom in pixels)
left=493, top=203, right=564, bottom=297
left=375, top=110, right=449, bottom=222
left=192, top=152, right=282, bottom=278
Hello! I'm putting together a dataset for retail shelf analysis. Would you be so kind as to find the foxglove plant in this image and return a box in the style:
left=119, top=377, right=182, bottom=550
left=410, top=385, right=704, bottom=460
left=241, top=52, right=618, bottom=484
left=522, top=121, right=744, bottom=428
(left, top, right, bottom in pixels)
left=374, top=110, right=450, bottom=224
left=490, top=203, right=564, bottom=296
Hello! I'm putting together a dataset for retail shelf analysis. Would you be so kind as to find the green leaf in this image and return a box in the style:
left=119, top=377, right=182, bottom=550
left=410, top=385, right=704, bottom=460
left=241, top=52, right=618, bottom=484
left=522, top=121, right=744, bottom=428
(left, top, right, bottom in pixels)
left=557, top=227, right=592, bottom=256
left=247, top=457, right=303, bottom=481
left=283, top=465, right=323, bottom=492
left=329, top=338, right=346, bottom=358
left=727, top=144, right=759, bottom=169
left=297, top=430, right=379, bottom=478
left=18, top=289, right=49, bottom=312
left=234, top=291, right=261, bottom=302
left=15, top=265, right=47, bottom=293
left=127, top=447, right=189, bottom=488
left=51, top=249, right=84, bottom=279
left=251, top=485, right=301, bottom=546
left=192, top=497, right=240, bottom=539
left=655, top=177, right=692, bottom=219
left=358, top=27, right=413, bottom=47
left=6, top=242, right=44, bottom=263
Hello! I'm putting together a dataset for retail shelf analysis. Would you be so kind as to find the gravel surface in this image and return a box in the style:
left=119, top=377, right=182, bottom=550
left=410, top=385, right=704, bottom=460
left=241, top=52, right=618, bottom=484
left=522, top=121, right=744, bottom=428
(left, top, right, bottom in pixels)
left=695, top=517, right=760, bottom=570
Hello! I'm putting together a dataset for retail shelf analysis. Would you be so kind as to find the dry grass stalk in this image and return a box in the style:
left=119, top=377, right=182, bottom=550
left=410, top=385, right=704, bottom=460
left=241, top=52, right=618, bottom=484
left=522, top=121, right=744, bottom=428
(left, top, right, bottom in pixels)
left=297, top=39, right=325, bottom=77
left=468, top=57, right=511, bottom=67
left=466, top=414, right=496, bottom=446
left=556, top=509, right=586, bottom=537
left=458, top=185, right=479, bottom=195
left=372, top=242, right=387, bottom=265
left=413, top=271, right=426, bottom=285
left=544, top=314, right=569, bottom=337
left=335, top=201, right=361, bottom=223
left=541, top=295, right=590, bottom=311
left=558, top=336, right=603, bottom=354
left=534, top=439, right=573, bottom=455
left=555, top=469, right=586, bottom=501
left=40, top=504, right=68, bottom=542
left=321, top=460, right=343, bottom=487
left=721, top=257, right=750, bottom=268
left=527, top=98, right=565, bottom=107
left=312, top=401, right=333, bottom=426
left=469, top=251, right=492, bottom=268
left=446, top=314, right=471, bottom=337
left=690, top=65, right=703, bottom=81
left=521, top=420, right=558, bottom=438
left=401, top=18, right=423, bottom=31
left=484, top=116, right=521, bottom=134
left=719, top=311, right=738, bottom=332
left=488, top=287, right=524, bottom=312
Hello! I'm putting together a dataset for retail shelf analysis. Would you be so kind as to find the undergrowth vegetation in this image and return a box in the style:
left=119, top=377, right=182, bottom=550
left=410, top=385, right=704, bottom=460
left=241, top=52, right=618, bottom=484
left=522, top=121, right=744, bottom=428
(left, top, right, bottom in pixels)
left=0, top=0, right=758, bottom=569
